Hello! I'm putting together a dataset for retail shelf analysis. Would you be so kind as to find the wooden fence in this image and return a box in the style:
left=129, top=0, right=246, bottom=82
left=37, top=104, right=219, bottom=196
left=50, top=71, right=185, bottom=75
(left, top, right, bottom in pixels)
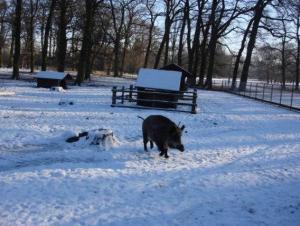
left=111, top=85, right=197, bottom=114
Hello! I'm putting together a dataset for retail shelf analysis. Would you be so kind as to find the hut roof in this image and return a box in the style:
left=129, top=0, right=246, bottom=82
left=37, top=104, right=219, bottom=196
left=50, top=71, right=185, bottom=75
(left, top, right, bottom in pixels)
left=34, top=71, right=65, bottom=80
left=136, top=68, right=182, bottom=91
left=160, top=64, right=193, bottom=78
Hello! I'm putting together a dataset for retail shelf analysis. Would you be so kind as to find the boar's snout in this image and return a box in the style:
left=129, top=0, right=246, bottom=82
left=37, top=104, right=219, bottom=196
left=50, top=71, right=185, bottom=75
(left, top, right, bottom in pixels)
left=170, top=143, right=184, bottom=152
left=178, top=144, right=184, bottom=152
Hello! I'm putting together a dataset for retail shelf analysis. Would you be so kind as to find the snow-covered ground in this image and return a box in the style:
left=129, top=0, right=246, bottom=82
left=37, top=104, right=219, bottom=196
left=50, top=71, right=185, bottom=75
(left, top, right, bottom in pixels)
left=0, top=76, right=300, bottom=226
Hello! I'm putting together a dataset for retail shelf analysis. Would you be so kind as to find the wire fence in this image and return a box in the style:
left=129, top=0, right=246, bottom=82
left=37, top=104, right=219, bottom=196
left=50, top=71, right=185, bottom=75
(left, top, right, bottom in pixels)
left=211, top=80, right=300, bottom=112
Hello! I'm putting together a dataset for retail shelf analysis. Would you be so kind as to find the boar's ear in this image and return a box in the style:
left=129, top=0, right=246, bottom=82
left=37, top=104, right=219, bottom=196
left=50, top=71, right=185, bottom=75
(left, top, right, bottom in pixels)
left=180, top=125, right=185, bottom=131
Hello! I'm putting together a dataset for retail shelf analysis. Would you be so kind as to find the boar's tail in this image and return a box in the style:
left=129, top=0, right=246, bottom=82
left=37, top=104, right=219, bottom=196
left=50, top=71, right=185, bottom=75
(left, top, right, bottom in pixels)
left=137, top=116, right=145, bottom=121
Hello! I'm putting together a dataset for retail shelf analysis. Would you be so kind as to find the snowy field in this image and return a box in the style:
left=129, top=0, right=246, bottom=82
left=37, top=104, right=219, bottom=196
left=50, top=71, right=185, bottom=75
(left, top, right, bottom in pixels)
left=0, top=76, right=300, bottom=226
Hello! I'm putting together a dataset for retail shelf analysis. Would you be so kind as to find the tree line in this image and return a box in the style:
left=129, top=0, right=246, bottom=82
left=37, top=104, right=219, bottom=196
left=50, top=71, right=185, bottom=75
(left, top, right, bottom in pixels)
left=0, top=0, right=299, bottom=90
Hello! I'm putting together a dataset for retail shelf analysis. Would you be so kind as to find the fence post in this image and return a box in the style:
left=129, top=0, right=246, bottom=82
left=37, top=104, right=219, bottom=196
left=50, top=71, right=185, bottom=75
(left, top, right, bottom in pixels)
left=262, top=83, right=266, bottom=100
left=129, top=85, right=133, bottom=102
left=270, top=84, right=273, bottom=102
left=192, top=88, right=197, bottom=114
left=255, top=83, right=258, bottom=99
left=249, top=83, right=252, bottom=97
left=290, top=85, right=294, bottom=109
left=121, top=86, right=125, bottom=104
left=221, top=80, right=224, bottom=90
left=280, top=85, right=283, bottom=104
left=112, top=86, right=117, bottom=105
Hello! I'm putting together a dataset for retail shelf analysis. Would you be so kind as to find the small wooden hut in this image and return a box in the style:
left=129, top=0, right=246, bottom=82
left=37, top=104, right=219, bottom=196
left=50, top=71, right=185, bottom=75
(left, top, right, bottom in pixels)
left=160, top=64, right=193, bottom=90
left=136, top=68, right=182, bottom=108
left=34, top=71, right=67, bottom=89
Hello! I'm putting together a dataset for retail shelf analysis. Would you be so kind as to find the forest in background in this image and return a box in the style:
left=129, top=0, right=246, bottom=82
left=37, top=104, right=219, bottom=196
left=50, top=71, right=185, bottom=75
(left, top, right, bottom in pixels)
left=0, top=0, right=299, bottom=90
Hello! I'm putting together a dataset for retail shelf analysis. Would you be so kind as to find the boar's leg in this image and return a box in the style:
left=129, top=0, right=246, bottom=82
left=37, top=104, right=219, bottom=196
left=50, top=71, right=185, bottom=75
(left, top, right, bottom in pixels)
left=150, top=141, right=154, bottom=149
left=157, top=143, right=169, bottom=158
left=143, top=131, right=148, bottom=151
left=163, top=150, right=169, bottom=158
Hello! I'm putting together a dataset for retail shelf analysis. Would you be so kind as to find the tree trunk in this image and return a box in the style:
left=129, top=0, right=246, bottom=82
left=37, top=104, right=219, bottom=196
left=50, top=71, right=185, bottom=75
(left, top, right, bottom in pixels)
left=281, top=34, right=286, bottom=89
left=231, top=18, right=254, bottom=89
left=154, top=32, right=167, bottom=68
left=113, top=35, right=120, bottom=77
left=76, top=0, right=97, bottom=84
left=49, top=27, right=52, bottom=57
left=40, top=9, right=45, bottom=52
left=191, top=0, right=205, bottom=81
left=178, top=0, right=191, bottom=66
left=205, top=35, right=218, bottom=89
left=0, top=45, right=2, bottom=67
left=144, top=20, right=155, bottom=68
left=120, top=12, right=134, bottom=76
left=29, top=4, right=34, bottom=73
left=154, top=1, right=173, bottom=68
left=163, top=18, right=171, bottom=66
left=186, top=3, right=192, bottom=72
left=0, top=15, right=5, bottom=67
left=41, top=0, right=56, bottom=71
left=12, top=0, right=22, bottom=80
left=177, top=15, right=186, bottom=66
left=56, top=0, right=67, bottom=72
left=204, top=0, right=218, bottom=89
left=8, top=35, right=14, bottom=68
left=120, top=36, right=130, bottom=76
left=239, top=0, right=268, bottom=91
left=198, top=21, right=210, bottom=87
left=296, top=11, right=300, bottom=90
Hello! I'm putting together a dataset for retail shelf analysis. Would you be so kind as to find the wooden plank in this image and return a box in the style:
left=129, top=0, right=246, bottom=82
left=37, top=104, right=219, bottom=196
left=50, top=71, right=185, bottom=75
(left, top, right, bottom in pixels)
left=115, top=96, right=196, bottom=107
left=111, top=104, right=196, bottom=114
left=115, top=88, right=196, bottom=95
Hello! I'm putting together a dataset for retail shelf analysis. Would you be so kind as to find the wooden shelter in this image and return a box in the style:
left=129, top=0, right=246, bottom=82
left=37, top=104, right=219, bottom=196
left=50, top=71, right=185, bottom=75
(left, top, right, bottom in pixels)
left=136, top=68, right=182, bottom=108
left=110, top=68, right=198, bottom=114
left=34, top=71, right=67, bottom=89
left=160, top=64, right=193, bottom=90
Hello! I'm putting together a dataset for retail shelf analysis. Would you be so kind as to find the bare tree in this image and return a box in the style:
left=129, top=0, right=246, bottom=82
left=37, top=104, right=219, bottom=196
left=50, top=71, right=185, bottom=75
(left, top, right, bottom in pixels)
left=239, top=0, right=272, bottom=91
left=206, top=0, right=250, bottom=89
left=143, top=0, right=159, bottom=68
left=177, top=0, right=190, bottom=66
left=56, top=0, right=68, bottom=72
left=75, top=0, right=100, bottom=84
left=12, top=0, right=22, bottom=80
left=0, top=1, right=8, bottom=67
left=154, top=0, right=182, bottom=68
left=25, top=0, right=39, bottom=73
left=120, top=2, right=138, bottom=76
left=289, top=0, right=300, bottom=90
left=231, top=18, right=254, bottom=89
left=190, top=0, right=206, bottom=81
left=108, top=0, right=135, bottom=77
left=41, top=0, right=56, bottom=71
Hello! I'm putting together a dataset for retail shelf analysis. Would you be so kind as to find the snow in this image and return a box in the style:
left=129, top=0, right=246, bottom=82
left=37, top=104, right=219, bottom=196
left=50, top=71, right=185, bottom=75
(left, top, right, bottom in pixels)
left=0, top=76, right=300, bottom=226
left=34, top=71, right=66, bottom=79
left=136, top=68, right=182, bottom=91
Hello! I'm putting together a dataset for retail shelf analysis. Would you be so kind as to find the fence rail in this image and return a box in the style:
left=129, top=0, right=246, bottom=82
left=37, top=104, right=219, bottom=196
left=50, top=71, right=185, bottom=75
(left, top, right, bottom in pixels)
left=212, top=80, right=300, bottom=112
left=111, top=85, right=198, bottom=114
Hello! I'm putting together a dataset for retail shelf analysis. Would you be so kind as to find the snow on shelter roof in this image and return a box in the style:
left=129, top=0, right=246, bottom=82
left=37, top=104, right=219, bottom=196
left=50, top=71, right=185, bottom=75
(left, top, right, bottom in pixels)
left=136, top=68, right=182, bottom=91
left=34, top=71, right=66, bottom=80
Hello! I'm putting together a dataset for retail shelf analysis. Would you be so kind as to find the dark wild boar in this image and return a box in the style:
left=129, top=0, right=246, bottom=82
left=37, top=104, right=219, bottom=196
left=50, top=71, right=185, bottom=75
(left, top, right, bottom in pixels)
left=138, top=115, right=185, bottom=158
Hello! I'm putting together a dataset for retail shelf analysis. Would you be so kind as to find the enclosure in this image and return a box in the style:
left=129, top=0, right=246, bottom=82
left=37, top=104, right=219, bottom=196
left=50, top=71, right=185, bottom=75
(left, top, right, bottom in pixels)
left=212, top=80, right=300, bottom=112
left=0, top=74, right=299, bottom=226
